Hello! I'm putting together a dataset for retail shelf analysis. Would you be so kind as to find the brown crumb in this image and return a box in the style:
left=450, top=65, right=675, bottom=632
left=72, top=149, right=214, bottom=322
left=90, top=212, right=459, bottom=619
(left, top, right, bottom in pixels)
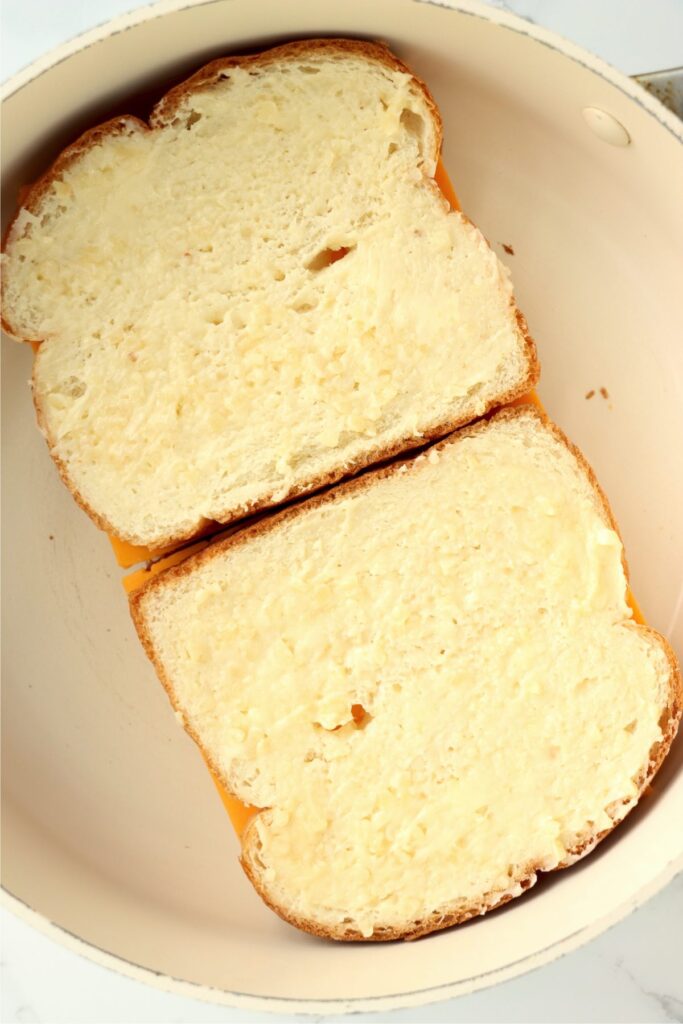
left=585, top=390, right=595, bottom=400
left=600, top=387, right=609, bottom=399
left=351, top=703, right=366, bottom=724
left=48, top=533, right=54, bottom=540
left=502, top=243, right=515, bottom=255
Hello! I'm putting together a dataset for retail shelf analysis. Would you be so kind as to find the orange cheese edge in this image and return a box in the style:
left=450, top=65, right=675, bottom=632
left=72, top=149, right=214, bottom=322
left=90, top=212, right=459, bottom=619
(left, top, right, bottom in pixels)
left=122, top=540, right=210, bottom=593
left=32, top=160, right=643, bottom=835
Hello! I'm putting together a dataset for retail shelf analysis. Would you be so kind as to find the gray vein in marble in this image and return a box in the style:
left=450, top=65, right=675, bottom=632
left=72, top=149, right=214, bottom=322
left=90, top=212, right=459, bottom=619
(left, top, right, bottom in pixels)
left=613, top=956, right=683, bottom=1024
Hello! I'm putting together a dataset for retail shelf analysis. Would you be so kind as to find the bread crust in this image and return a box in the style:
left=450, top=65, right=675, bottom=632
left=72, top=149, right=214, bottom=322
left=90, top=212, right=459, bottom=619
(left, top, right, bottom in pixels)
left=150, top=37, right=443, bottom=155
left=2, top=39, right=538, bottom=551
left=130, top=404, right=682, bottom=941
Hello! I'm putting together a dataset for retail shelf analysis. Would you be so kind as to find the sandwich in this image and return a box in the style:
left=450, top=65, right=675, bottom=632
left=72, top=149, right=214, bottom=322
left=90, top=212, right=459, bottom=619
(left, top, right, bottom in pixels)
left=3, top=39, right=679, bottom=944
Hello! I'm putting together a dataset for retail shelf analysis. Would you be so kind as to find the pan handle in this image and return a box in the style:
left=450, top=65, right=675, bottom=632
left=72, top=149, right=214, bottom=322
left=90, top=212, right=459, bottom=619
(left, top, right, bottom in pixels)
left=633, top=67, right=683, bottom=118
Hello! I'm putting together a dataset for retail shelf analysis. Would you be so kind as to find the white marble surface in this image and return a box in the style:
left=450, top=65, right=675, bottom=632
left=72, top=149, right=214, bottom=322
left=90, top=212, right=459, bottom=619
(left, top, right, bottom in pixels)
left=1, top=2, right=682, bottom=1022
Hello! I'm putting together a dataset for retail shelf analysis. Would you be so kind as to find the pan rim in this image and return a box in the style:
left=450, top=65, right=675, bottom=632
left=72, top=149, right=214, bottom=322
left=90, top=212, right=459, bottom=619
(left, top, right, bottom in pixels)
left=2, top=0, right=681, bottom=1013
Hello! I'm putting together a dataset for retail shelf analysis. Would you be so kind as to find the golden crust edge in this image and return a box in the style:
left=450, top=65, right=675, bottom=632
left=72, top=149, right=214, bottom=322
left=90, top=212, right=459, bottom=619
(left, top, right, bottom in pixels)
left=130, top=404, right=682, bottom=941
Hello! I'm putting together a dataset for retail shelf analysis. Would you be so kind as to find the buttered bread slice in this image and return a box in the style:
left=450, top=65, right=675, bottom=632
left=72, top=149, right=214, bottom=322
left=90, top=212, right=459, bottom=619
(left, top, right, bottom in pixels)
left=131, top=407, right=681, bottom=940
left=2, top=39, right=537, bottom=549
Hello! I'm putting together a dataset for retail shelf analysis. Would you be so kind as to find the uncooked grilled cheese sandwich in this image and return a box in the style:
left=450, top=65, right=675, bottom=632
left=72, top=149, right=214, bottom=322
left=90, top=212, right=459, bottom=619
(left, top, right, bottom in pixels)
left=3, top=39, right=680, bottom=943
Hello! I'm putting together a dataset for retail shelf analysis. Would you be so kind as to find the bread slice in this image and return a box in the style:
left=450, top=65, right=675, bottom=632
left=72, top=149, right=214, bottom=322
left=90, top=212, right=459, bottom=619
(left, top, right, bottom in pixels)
left=131, top=406, right=681, bottom=941
left=2, top=39, right=537, bottom=550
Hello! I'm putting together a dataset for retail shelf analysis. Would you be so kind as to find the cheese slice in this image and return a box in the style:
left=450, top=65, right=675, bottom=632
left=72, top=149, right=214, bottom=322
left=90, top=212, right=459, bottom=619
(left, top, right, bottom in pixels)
left=118, top=160, right=460, bottom=833
left=30, top=160, right=644, bottom=837
left=116, top=161, right=643, bottom=831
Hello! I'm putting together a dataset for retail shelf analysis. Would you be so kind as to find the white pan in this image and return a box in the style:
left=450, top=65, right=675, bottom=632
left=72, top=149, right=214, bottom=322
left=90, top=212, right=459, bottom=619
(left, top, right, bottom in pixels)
left=2, top=0, right=682, bottom=1015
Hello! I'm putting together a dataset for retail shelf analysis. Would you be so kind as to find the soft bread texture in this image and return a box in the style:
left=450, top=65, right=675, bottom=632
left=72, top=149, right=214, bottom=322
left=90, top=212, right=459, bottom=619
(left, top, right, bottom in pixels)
left=2, top=39, right=537, bottom=549
left=131, top=407, right=681, bottom=941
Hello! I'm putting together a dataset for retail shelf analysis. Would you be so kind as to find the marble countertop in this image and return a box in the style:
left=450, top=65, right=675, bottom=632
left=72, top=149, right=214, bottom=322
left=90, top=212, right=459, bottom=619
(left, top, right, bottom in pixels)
left=2, top=2, right=682, bottom=1022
